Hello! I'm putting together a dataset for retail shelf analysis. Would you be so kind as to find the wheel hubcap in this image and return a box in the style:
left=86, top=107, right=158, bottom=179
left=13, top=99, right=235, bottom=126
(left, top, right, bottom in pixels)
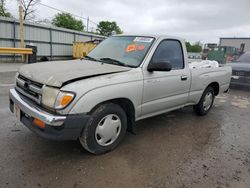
left=95, top=114, right=121, bottom=146
left=203, top=92, right=213, bottom=111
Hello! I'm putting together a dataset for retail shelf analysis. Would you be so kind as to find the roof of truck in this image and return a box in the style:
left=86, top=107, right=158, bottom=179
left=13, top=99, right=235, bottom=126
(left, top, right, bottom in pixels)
left=115, top=34, right=185, bottom=41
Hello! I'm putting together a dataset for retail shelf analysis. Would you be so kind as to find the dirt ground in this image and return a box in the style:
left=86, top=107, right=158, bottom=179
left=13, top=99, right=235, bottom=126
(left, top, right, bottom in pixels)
left=0, top=69, right=250, bottom=188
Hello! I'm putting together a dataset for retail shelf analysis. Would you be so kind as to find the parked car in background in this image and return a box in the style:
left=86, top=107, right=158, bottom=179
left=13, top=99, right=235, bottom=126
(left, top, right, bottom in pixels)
left=187, top=52, right=202, bottom=63
left=228, top=52, right=250, bottom=88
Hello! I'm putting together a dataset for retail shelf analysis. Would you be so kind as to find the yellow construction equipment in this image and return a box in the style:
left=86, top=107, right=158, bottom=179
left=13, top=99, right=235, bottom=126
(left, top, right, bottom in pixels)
left=0, top=47, right=33, bottom=54
left=73, top=40, right=103, bottom=59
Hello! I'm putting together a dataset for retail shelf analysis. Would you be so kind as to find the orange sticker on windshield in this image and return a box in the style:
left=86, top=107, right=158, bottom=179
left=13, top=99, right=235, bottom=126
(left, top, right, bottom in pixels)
left=126, top=44, right=145, bottom=52
left=126, top=44, right=136, bottom=52
left=137, top=45, right=145, bottom=51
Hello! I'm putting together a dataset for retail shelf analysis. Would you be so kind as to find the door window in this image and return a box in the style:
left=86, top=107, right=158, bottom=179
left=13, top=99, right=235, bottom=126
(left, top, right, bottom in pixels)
left=151, top=40, right=184, bottom=69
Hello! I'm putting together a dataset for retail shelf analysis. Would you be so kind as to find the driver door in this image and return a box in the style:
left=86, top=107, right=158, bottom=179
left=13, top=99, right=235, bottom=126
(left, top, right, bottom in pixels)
left=141, top=39, right=191, bottom=116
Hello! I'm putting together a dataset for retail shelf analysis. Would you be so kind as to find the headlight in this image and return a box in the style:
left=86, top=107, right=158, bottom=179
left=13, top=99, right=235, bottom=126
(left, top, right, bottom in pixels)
left=41, top=86, right=75, bottom=109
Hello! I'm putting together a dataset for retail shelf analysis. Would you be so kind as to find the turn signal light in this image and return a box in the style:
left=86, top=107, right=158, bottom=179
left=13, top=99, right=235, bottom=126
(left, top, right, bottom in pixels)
left=55, top=92, right=75, bottom=109
left=61, top=95, right=74, bottom=106
left=33, top=118, right=45, bottom=129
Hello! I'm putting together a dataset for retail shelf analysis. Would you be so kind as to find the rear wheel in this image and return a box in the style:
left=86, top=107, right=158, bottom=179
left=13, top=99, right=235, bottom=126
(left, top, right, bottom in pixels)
left=194, top=86, right=215, bottom=116
left=79, top=103, right=127, bottom=154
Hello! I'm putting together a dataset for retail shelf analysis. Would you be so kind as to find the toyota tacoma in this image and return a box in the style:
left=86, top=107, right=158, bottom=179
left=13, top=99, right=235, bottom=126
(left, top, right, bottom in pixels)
left=9, top=35, right=232, bottom=154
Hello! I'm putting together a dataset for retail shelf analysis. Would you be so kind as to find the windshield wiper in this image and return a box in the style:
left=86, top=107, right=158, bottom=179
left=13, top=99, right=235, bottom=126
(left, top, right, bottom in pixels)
left=83, top=55, right=98, bottom=61
left=100, top=57, right=133, bottom=67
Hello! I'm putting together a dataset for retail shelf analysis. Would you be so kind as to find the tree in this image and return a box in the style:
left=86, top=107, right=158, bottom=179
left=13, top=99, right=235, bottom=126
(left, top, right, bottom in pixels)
left=52, top=13, right=85, bottom=31
left=0, top=0, right=12, bottom=17
left=96, top=21, right=122, bottom=36
left=185, top=41, right=202, bottom=52
left=19, top=0, right=40, bottom=20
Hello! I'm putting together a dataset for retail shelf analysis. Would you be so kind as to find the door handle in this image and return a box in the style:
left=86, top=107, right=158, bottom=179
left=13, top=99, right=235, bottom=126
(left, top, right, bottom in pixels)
left=181, top=75, right=188, bottom=81
left=147, top=79, right=160, bottom=83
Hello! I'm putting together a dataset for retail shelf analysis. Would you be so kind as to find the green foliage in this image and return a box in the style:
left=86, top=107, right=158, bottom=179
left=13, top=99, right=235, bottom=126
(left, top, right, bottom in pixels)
left=0, top=0, right=12, bottom=17
left=186, top=41, right=202, bottom=52
left=52, top=13, right=85, bottom=31
left=97, top=21, right=123, bottom=36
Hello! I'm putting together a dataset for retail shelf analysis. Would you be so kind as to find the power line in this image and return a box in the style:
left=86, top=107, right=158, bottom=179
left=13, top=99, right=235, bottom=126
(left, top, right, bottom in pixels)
left=37, top=2, right=99, bottom=26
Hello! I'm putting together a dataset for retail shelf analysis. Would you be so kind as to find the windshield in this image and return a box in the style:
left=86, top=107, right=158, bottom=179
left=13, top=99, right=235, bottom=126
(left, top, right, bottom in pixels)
left=87, top=36, right=155, bottom=67
left=237, top=53, right=250, bottom=63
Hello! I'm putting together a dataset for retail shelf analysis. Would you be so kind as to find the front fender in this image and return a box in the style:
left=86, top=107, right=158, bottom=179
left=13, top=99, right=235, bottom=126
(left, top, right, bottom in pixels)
left=69, top=80, right=143, bottom=118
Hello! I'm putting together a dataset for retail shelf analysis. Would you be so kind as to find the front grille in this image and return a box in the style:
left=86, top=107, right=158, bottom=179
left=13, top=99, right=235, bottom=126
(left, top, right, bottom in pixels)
left=16, top=75, right=43, bottom=104
left=232, top=70, right=250, bottom=77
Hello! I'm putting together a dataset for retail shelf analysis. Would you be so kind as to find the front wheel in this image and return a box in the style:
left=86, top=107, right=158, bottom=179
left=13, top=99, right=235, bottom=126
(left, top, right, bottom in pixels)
left=79, top=103, right=127, bottom=154
left=194, top=86, right=215, bottom=116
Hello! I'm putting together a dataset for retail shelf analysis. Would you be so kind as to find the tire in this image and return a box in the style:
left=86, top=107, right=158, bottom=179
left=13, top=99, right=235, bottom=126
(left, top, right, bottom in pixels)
left=194, top=86, right=215, bottom=116
left=79, top=103, right=127, bottom=154
left=40, top=56, right=49, bottom=62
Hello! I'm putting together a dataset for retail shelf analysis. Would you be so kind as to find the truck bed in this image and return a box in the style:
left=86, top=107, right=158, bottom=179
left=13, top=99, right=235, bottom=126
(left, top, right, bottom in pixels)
left=188, top=65, right=232, bottom=105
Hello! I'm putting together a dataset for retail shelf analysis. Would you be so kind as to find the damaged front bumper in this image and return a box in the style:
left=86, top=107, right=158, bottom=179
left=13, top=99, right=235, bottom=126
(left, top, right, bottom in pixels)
left=9, top=88, right=89, bottom=141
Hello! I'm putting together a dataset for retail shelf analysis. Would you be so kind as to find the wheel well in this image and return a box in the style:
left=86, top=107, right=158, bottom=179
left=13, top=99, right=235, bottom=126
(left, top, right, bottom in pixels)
left=90, top=98, right=136, bottom=134
left=208, top=82, right=219, bottom=96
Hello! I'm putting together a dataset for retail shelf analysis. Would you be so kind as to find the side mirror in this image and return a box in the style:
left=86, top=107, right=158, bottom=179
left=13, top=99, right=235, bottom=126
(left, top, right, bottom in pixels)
left=147, top=61, right=172, bottom=72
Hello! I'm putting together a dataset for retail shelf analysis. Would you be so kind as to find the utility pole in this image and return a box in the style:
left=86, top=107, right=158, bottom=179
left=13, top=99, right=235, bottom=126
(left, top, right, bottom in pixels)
left=87, top=16, right=89, bottom=32
left=19, top=0, right=25, bottom=62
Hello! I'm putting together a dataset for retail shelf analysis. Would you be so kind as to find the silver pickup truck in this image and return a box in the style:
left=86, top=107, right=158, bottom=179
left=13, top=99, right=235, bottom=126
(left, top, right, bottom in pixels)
left=9, top=35, right=232, bottom=154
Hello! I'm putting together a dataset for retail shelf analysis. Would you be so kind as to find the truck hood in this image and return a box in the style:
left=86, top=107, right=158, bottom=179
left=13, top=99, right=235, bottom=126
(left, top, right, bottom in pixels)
left=18, top=59, right=132, bottom=87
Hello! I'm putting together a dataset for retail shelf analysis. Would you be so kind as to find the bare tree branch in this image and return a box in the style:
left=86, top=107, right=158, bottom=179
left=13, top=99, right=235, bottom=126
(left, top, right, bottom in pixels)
left=1, top=0, right=11, bottom=17
left=18, top=0, right=40, bottom=20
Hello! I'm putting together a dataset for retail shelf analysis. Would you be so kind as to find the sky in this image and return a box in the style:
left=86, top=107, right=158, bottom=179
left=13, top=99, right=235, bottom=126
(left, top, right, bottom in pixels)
left=5, top=0, right=250, bottom=44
